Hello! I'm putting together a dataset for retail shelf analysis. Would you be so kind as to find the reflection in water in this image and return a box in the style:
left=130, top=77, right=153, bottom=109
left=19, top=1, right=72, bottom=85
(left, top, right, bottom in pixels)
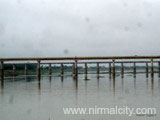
left=73, top=77, right=78, bottom=104
left=0, top=74, right=157, bottom=97
left=49, top=76, right=52, bottom=82
left=85, top=74, right=88, bottom=80
left=38, top=77, right=41, bottom=95
left=109, top=76, right=112, bottom=93
left=159, top=79, right=160, bottom=92
left=151, top=78, right=154, bottom=95
left=109, top=73, right=111, bottom=79
left=0, top=80, right=4, bottom=89
left=0, top=74, right=159, bottom=120
left=121, top=78, right=124, bottom=93
left=61, top=76, right=64, bottom=88
left=97, top=75, right=99, bottom=90
left=112, top=77, right=115, bottom=96
left=0, top=80, right=4, bottom=95
left=134, top=78, right=136, bottom=92
left=146, top=78, right=149, bottom=90
left=85, top=80, right=88, bottom=96
left=97, top=74, right=99, bottom=80
left=49, top=76, right=52, bottom=91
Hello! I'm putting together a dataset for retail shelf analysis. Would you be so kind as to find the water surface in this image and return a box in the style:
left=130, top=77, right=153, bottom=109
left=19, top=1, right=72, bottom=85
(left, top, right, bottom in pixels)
left=0, top=74, right=160, bottom=120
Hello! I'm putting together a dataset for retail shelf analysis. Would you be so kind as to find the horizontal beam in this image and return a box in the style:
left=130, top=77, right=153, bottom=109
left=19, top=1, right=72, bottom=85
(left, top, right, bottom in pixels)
left=0, top=56, right=160, bottom=61
left=3, top=61, right=160, bottom=65
left=41, top=61, right=160, bottom=64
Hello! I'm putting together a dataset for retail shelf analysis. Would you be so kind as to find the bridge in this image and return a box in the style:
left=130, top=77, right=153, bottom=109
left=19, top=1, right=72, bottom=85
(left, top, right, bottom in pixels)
left=0, top=56, right=160, bottom=83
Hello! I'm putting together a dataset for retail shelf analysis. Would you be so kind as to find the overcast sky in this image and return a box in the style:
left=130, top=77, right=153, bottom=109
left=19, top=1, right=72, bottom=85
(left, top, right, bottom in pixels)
left=0, top=0, right=160, bottom=58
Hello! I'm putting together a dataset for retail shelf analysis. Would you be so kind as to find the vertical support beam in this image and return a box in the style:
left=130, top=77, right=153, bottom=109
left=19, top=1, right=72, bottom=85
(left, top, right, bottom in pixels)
left=97, top=63, right=99, bottom=74
left=146, top=62, right=148, bottom=78
left=0, top=61, right=4, bottom=81
left=85, top=63, right=88, bottom=80
left=133, top=62, right=136, bottom=78
left=151, top=59, right=154, bottom=78
left=97, top=63, right=99, bottom=79
left=61, top=63, right=64, bottom=75
left=109, top=63, right=111, bottom=78
left=121, top=63, right=124, bottom=78
left=72, top=63, right=75, bottom=75
left=74, top=60, right=78, bottom=78
left=85, top=63, right=88, bottom=75
left=13, top=64, right=16, bottom=76
left=158, top=62, right=160, bottom=78
left=24, top=64, right=27, bottom=75
left=112, top=59, right=115, bottom=78
left=48, top=63, right=52, bottom=75
left=37, top=60, right=41, bottom=80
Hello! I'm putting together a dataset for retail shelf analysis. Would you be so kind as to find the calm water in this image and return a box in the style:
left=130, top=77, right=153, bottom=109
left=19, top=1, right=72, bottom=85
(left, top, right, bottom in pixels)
left=0, top=74, right=160, bottom=120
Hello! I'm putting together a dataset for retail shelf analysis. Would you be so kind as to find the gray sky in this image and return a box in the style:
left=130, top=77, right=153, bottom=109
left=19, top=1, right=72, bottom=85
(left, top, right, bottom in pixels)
left=0, top=0, right=160, bottom=58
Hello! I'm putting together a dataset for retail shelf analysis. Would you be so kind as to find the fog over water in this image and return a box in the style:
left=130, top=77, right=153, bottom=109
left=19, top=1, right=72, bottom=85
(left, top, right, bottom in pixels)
left=0, top=0, right=160, bottom=57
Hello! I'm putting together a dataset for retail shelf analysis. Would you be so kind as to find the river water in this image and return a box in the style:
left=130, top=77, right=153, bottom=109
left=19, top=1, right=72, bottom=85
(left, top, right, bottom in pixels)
left=0, top=74, right=159, bottom=120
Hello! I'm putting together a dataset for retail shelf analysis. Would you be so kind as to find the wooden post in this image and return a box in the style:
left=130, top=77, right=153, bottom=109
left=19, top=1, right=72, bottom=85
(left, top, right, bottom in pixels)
left=133, top=62, right=136, bottom=78
left=48, top=63, right=52, bottom=75
left=37, top=60, right=41, bottom=80
left=24, top=64, right=27, bottom=75
left=151, top=59, right=154, bottom=78
left=158, top=62, right=160, bottom=78
left=0, top=61, right=4, bottom=81
left=61, top=63, right=64, bottom=75
left=146, top=62, right=148, bottom=78
left=121, top=63, right=124, bottom=78
left=97, top=63, right=99, bottom=74
left=13, top=64, right=16, bottom=76
left=109, top=63, right=111, bottom=78
left=112, top=59, right=115, bottom=78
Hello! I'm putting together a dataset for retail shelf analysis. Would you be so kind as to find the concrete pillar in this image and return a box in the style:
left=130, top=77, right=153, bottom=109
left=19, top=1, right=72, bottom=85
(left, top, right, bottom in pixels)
left=37, top=60, right=41, bottom=80
left=112, top=60, right=115, bottom=78
left=0, top=61, right=4, bottom=81
left=48, top=63, right=52, bottom=75
left=151, top=59, right=154, bottom=78
left=121, top=63, right=124, bottom=78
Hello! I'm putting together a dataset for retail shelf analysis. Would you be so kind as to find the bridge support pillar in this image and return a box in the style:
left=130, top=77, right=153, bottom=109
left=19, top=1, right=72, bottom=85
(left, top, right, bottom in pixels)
left=133, top=62, right=136, bottom=78
left=37, top=60, right=41, bottom=80
left=24, top=64, right=27, bottom=75
left=112, top=59, right=115, bottom=78
left=13, top=64, right=16, bottom=76
left=61, top=63, right=64, bottom=76
left=97, top=63, right=99, bottom=78
left=0, top=61, right=4, bottom=82
left=48, top=63, right=52, bottom=75
left=72, top=63, right=75, bottom=75
left=97, top=63, right=99, bottom=74
left=85, top=63, right=88, bottom=80
left=121, top=63, right=124, bottom=78
left=151, top=59, right=154, bottom=78
left=109, top=63, right=111, bottom=78
left=158, top=62, right=160, bottom=78
left=146, top=62, right=148, bottom=78
left=74, top=60, right=78, bottom=79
